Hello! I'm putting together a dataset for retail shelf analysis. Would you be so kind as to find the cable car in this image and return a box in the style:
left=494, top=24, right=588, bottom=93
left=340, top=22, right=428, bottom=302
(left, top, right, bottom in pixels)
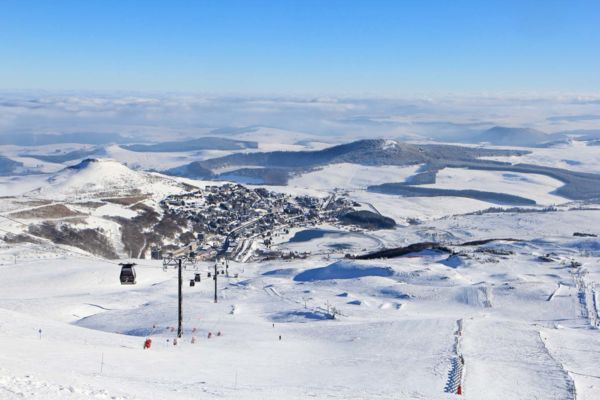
left=189, top=279, right=195, bottom=287
left=119, top=263, right=137, bottom=285
left=194, top=273, right=201, bottom=282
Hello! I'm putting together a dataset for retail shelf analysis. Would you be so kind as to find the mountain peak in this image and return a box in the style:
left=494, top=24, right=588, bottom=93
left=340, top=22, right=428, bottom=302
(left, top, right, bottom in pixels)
left=37, top=158, right=187, bottom=200
left=67, top=158, right=101, bottom=170
left=476, top=126, right=550, bottom=147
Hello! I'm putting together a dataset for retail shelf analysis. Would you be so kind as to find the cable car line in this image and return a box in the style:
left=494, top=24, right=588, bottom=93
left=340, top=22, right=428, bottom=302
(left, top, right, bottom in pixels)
left=1, top=197, right=271, bottom=342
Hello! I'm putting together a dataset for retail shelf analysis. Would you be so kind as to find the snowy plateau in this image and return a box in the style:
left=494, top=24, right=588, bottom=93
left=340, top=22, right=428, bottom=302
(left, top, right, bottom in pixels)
left=1, top=131, right=600, bottom=400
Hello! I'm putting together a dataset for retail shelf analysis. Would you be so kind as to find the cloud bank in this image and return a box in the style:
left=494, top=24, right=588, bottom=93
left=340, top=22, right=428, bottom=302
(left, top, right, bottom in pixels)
left=1, top=91, right=599, bottom=143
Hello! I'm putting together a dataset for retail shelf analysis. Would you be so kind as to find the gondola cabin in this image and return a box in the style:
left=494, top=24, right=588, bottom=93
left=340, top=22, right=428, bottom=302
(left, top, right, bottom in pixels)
left=119, top=263, right=137, bottom=285
left=194, top=273, right=201, bottom=282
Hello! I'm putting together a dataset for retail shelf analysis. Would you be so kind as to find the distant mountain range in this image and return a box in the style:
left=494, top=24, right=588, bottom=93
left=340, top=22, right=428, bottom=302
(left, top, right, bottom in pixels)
left=471, top=126, right=559, bottom=147
left=122, top=137, right=258, bottom=152
left=0, top=132, right=129, bottom=146
left=463, top=126, right=600, bottom=147
left=0, top=133, right=257, bottom=153
left=5, top=133, right=600, bottom=202
left=3, top=126, right=597, bottom=153
left=19, top=148, right=102, bottom=164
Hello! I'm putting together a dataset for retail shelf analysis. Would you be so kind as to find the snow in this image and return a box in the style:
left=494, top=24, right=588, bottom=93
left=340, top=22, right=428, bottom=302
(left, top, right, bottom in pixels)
left=381, top=139, right=399, bottom=150
left=44, top=159, right=153, bottom=198
left=1, top=138, right=600, bottom=399
left=422, top=168, right=567, bottom=205
left=2, top=208, right=600, bottom=399
left=0, top=158, right=190, bottom=202
left=349, top=190, right=495, bottom=222
left=462, top=319, right=575, bottom=399
left=92, top=203, right=138, bottom=218
left=103, top=144, right=242, bottom=171
left=542, top=327, right=600, bottom=400
left=0, top=175, right=52, bottom=197
left=288, top=163, right=422, bottom=190
left=481, top=140, right=600, bottom=174
left=287, top=163, right=570, bottom=223
left=293, top=260, right=395, bottom=282
left=0, top=256, right=457, bottom=399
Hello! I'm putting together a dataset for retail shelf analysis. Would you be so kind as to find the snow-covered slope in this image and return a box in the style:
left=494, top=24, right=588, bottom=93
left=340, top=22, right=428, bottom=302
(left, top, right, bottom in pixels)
left=31, top=158, right=191, bottom=201
left=2, top=205, right=600, bottom=399
left=288, top=163, right=422, bottom=190
left=2, top=137, right=600, bottom=400
left=421, top=168, right=567, bottom=205
left=0, top=159, right=196, bottom=260
left=472, top=126, right=560, bottom=147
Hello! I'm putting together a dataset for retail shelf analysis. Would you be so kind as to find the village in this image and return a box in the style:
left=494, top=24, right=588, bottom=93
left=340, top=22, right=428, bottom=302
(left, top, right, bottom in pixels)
left=158, top=183, right=357, bottom=262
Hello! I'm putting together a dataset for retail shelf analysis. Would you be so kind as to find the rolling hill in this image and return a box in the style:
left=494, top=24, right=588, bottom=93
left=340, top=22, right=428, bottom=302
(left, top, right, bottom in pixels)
left=165, top=139, right=527, bottom=184
left=471, top=126, right=562, bottom=147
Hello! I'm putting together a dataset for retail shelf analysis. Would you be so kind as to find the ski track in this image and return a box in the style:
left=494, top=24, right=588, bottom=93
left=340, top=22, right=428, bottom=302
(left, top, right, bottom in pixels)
left=538, top=332, right=577, bottom=400
left=462, top=318, right=578, bottom=399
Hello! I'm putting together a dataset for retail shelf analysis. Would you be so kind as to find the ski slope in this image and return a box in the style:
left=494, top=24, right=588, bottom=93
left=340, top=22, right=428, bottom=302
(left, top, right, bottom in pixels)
left=2, top=207, right=600, bottom=400
left=1, top=140, right=600, bottom=399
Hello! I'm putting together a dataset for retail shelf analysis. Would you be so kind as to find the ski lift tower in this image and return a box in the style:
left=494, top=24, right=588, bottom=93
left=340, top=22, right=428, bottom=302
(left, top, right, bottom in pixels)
left=161, top=243, right=201, bottom=338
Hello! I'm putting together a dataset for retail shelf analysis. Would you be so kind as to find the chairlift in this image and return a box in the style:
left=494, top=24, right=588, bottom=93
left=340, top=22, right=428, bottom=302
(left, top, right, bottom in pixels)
left=208, top=272, right=212, bottom=278
left=119, top=263, right=137, bottom=285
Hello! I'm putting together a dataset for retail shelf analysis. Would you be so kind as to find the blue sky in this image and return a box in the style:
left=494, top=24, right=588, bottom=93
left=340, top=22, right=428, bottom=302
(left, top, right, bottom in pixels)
left=1, top=0, right=599, bottom=94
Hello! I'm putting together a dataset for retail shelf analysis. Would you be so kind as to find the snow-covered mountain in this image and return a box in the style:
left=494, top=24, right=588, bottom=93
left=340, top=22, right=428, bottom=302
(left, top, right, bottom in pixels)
left=472, top=126, right=562, bottom=147
left=165, top=139, right=527, bottom=184
left=0, top=159, right=199, bottom=259
left=32, top=158, right=192, bottom=201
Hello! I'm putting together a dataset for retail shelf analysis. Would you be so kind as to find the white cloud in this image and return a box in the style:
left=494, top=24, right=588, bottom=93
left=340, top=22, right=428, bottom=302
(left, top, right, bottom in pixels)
left=0, top=91, right=599, bottom=142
